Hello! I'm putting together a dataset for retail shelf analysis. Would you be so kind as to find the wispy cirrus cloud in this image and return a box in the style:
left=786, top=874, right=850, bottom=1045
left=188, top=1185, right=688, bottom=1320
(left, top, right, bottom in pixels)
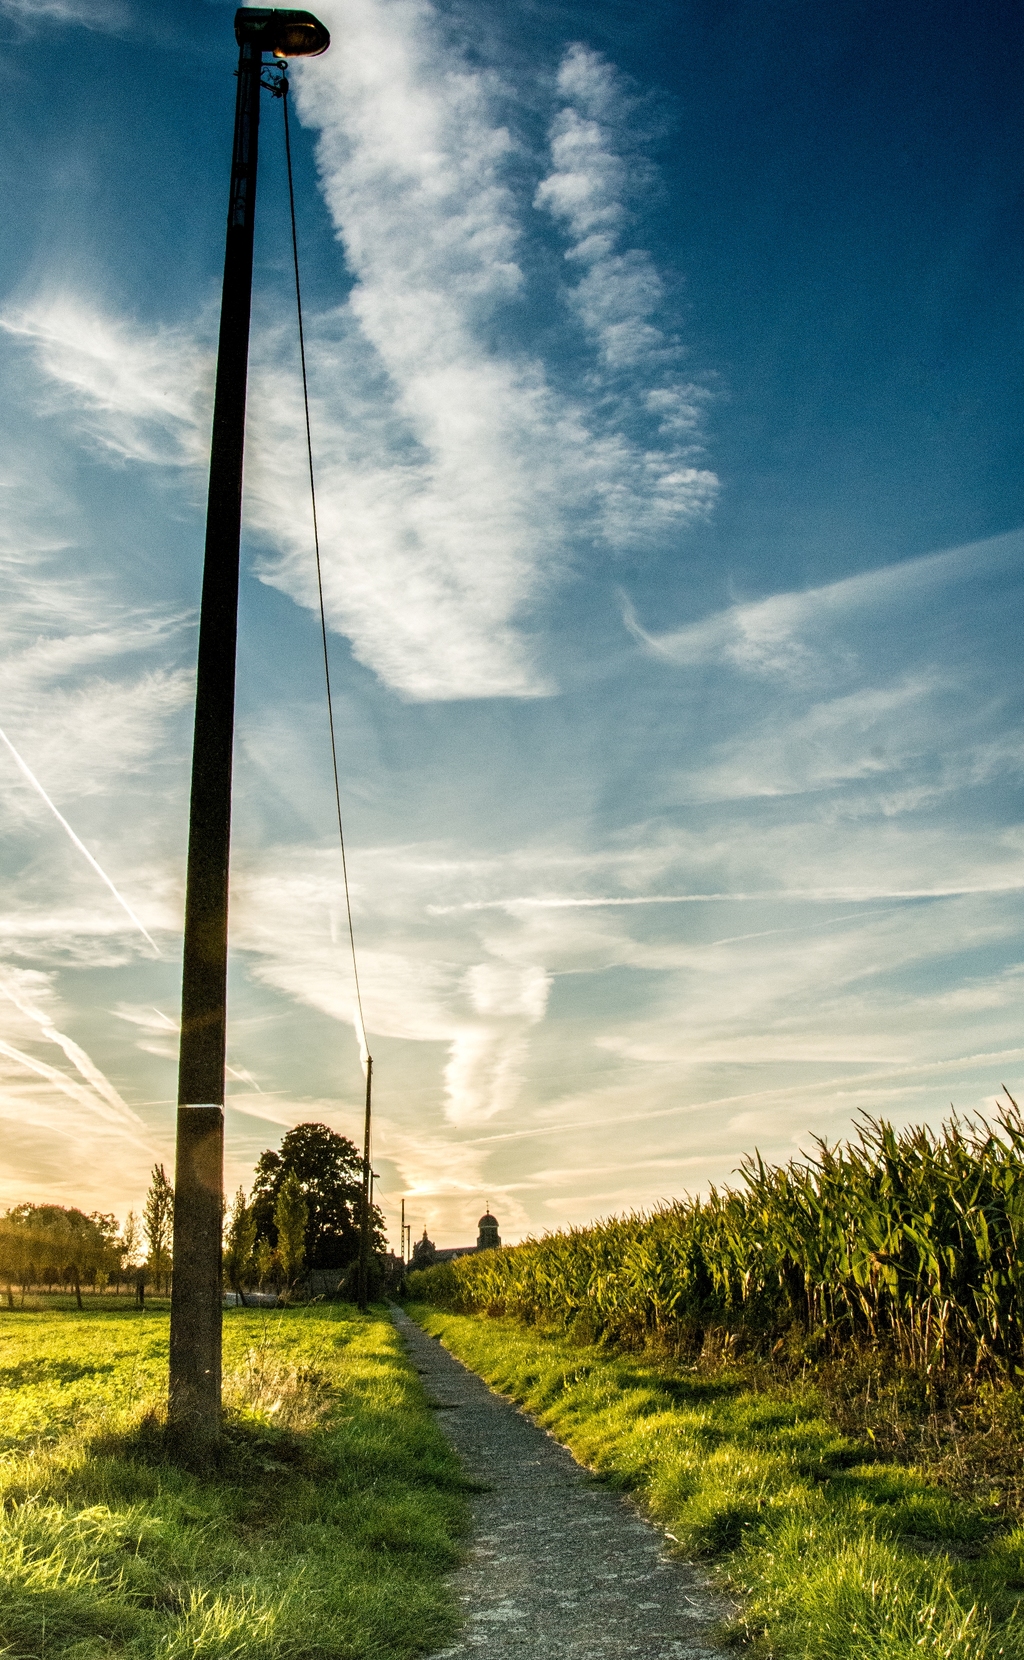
left=276, top=10, right=716, bottom=695
left=0, top=467, right=192, bottom=956
left=0, top=671, right=192, bottom=808
left=537, top=45, right=677, bottom=376
left=617, top=529, right=1024, bottom=813
left=535, top=43, right=716, bottom=539
left=0, top=965, right=142, bottom=1126
left=217, top=816, right=1024, bottom=1235
left=267, top=0, right=613, bottom=699
left=225, top=804, right=1024, bottom=1159
left=3, top=0, right=717, bottom=703
left=229, top=848, right=553, bottom=1127
left=0, top=725, right=160, bottom=952
left=627, top=528, right=1024, bottom=681
left=0, top=965, right=156, bottom=1210
left=1, top=296, right=212, bottom=467
left=0, top=427, right=194, bottom=983
left=0, top=0, right=128, bottom=31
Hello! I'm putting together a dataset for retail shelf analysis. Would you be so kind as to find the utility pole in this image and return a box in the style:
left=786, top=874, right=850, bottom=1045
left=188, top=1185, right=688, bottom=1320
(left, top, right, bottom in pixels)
left=356, top=1058, right=373, bottom=1312
left=400, top=1197, right=405, bottom=1265
left=169, top=6, right=329, bottom=1444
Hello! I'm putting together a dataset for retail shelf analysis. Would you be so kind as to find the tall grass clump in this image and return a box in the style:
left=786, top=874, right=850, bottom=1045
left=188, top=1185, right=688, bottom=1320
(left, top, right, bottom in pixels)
left=409, top=1100, right=1024, bottom=1376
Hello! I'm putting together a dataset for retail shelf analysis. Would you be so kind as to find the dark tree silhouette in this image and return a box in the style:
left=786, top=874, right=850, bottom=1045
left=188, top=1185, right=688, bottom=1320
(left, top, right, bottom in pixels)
left=143, top=1164, right=174, bottom=1292
left=250, top=1122, right=386, bottom=1270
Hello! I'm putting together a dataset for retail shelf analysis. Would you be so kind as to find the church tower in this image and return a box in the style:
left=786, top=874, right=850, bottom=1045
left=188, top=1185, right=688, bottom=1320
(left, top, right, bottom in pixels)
left=476, top=1210, right=500, bottom=1251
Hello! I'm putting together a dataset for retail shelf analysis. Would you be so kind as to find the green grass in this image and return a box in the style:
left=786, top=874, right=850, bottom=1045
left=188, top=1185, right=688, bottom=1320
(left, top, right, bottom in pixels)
left=0, top=1298, right=470, bottom=1660
left=408, top=1305, right=1024, bottom=1660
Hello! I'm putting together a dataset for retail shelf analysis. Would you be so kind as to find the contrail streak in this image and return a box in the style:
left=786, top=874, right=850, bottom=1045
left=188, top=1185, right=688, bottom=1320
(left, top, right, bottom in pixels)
left=0, top=1035, right=147, bottom=1131
left=0, top=724, right=160, bottom=955
left=0, top=971, right=143, bottom=1123
left=429, top=884, right=1024, bottom=914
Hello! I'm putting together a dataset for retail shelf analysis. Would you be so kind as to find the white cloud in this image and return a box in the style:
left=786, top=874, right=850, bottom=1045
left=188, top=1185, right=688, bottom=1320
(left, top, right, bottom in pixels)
left=536, top=45, right=664, bottom=369
left=227, top=846, right=554, bottom=1127
left=1, top=296, right=212, bottom=467
left=534, top=40, right=717, bottom=541
left=259, top=1, right=715, bottom=696
left=0, top=965, right=141, bottom=1125
left=245, top=337, right=562, bottom=699
left=0, top=672, right=191, bottom=810
left=258, top=0, right=571, bottom=699
left=220, top=815, right=1023, bottom=1173
left=628, top=528, right=1024, bottom=681
left=621, top=532, right=1024, bottom=813
left=0, top=586, right=191, bottom=959
left=3, top=5, right=718, bottom=704
left=0, top=431, right=194, bottom=965
left=441, top=961, right=552, bottom=1126
left=678, top=675, right=945, bottom=803
left=465, top=961, right=550, bottom=1021
left=112, top=1004, right=186, bottom=1064
left=0, top=451, right=194, bottom=813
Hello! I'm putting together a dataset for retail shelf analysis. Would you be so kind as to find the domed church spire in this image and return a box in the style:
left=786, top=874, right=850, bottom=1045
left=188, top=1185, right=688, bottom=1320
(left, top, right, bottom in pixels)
left=476, top=1209, right=501, bottom=1251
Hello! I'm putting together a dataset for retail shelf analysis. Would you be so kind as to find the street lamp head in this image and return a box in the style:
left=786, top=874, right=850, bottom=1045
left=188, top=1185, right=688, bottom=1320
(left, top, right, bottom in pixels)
left=234, top=8, right=330, bottom=57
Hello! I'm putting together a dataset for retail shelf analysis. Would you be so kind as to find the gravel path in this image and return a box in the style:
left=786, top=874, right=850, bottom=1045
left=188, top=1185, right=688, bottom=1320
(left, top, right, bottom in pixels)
left=392, top=1308, right=727, bottom=1660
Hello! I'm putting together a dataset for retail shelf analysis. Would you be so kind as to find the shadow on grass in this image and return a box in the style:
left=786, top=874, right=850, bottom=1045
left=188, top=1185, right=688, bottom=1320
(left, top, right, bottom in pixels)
left=88, top=1410, right=338, bottom=1483
left=0, top=1582, right=150, bottom=1657
left=0, top=1357, right=118, bottom=1388
left=615, top=1364, right=780, bottom=1409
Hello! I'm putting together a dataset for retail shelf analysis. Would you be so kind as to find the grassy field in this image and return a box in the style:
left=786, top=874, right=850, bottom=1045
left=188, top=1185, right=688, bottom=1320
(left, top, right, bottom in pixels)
left=409, top=1305, right=1024, bottom=1660
left=0, top=1297, right=469, bottom=1660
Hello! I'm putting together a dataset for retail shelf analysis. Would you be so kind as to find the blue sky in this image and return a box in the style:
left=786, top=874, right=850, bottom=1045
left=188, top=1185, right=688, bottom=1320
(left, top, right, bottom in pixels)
left=0, top=0, right=1021, bottom=1248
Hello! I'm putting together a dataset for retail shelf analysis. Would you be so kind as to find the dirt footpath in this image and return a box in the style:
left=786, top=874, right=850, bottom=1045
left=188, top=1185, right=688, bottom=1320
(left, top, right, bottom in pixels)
left=392, top=1309, right=727, bottom=1660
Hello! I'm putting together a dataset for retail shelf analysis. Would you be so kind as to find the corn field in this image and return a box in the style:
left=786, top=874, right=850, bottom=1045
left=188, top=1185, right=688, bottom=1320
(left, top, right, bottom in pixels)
left=408, top=1100, right=1024, bottom=1374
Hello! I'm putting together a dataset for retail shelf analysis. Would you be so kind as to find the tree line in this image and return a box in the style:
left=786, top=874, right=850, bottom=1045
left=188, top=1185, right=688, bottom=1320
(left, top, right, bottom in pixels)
left=0, top=1160, right=174, bottom=1309
left=0, top=1122, right=388, bottom=1307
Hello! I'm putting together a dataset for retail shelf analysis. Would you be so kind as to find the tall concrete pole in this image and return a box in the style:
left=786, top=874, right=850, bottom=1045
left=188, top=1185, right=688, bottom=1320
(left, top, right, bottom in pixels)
left=169, top=29, right=262, bottom=1442
left=169, top=7, right=329, bottom=1444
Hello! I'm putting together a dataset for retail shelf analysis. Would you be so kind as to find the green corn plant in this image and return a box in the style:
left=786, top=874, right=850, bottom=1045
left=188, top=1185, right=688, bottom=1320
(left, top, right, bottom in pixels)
left=407, top=1098, right=1024, bottom=1376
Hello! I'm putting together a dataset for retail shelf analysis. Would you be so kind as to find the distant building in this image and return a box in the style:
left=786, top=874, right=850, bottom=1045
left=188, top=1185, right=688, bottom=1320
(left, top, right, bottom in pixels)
left=410, top=1210, right=502, bottom=1267
left=411, top=1228, right=437, bottom=1268
left=476, top=1211, right=501, bottom=1250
